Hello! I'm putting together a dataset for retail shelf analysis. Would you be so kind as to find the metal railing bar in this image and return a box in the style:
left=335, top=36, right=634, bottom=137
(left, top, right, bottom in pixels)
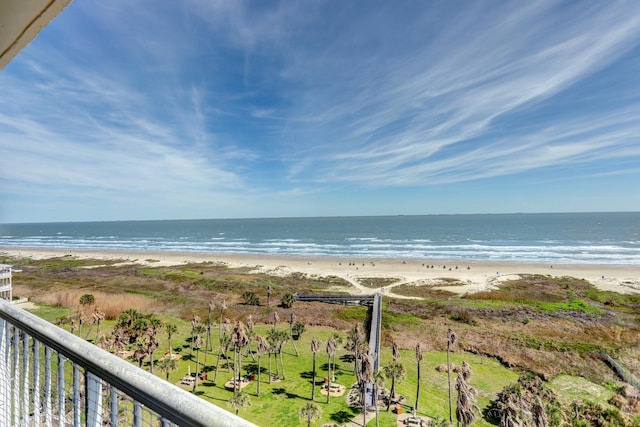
left=109, top=385, right=119, bottom=426
left=57, top=354, right=65, bottom=425
left=22, top=332, right=30, bottom=425
left=33, top=338, right=41, bottom=426
left=73, top=363, right=81, bottom=427
left=45, top=346, right=52, bottom=427
left=13, top=326, right=19, bottom=427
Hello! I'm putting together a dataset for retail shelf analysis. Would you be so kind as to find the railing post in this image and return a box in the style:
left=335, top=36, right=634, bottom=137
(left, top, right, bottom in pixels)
left=85, top=372, right=103, bottom=427
left=44, top=346, right=52, bottom=427
left=33, top=338, right=41, bottom=426
left=134, top=400, right=142, bottom=427
left=0, top=319, right=9, bottom=425
left=109, top=385, right=119, bottom=426
left=57, top=354, right=65, bottom=425
left=22, top=332, right=30, bottom=424
left=73, top=364, right=81, bottom=427
left=13, top=326, right=19, bottom=427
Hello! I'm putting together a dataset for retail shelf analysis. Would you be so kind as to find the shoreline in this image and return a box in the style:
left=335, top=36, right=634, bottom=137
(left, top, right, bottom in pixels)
left=2, top=247, right=640, bottom=296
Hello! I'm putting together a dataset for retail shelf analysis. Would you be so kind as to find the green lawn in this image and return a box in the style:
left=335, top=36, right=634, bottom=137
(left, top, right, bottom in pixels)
left=25, top=302, right=620, bottom=426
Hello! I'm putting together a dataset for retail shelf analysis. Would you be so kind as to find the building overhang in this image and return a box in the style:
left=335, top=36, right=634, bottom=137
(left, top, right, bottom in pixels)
left=0, top=0, right=72, bottom=70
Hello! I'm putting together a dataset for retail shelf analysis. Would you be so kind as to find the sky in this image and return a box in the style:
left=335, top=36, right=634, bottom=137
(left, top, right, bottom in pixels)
left=1, top=0, right=640, bottom=223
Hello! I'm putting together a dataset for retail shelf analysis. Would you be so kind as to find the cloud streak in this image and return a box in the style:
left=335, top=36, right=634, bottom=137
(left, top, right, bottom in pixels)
left=1, top=0, right=640, bottom=221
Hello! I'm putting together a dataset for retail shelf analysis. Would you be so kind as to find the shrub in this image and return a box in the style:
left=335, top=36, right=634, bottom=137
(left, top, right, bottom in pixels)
left=241, top=291, right=260, bottom=306
left=281, top=293, right=295, bottom=308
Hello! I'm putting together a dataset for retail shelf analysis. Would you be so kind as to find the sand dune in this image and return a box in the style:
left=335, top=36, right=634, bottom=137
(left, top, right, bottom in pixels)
left=2, top=247, right=639, bottom=296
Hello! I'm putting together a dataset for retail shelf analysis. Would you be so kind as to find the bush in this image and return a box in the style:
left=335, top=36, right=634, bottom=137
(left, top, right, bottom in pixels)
left=241, top=291, right=260, bottom=306
left=281, top=293, right=295, bottom=308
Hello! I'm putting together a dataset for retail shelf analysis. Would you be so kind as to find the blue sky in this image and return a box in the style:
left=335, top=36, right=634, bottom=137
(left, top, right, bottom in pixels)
left=1, top=0, right=640, bottom=223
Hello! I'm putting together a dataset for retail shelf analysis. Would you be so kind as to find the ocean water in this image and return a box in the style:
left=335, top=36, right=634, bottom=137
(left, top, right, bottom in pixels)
left=1, top=213, right=639, bottom=265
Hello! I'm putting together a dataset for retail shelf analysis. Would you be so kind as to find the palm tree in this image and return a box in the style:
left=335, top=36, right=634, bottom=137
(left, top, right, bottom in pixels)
left=347, top=323, right=366, bottom=379
left=165, top=323, right=177, bottom=356
left=383, top=361, right=406, bottom=411
left=392, top=341, right=400, bottom=363
left=326, top=337, right=336, bottom=403
left=218, top=298, right=227, bottom=338
left=266, top=284, right=273, bottom=307
left=415, top=342, right=423, bottom=412
left=455, top=373, right=478, bottom=427
left=299, top=402, right=322, bottom=427
left=70, top=318, right=77, bottom=335
left=255, top=335, right=269, bottom=397
left=145, top=315, right=162, bottom=374
left=227, top=391, right=251, bottom=416
left=214, top=298, right=227, bottom=375
left=206, top=300, right=215, bottom=348
left=267, top=328, right=287, bottom=380
left=77, top=312, right=87, bottom=338
left=272, top=311, right=280, bottom=331
left=373, top=370, right=385, bottom=427
left=214, top=327, right=231, bottom=382
left=288, top=313, right=300, bottom=356
left=360, top=353, right=374, bottom=427
left=331, top=333, right=343, bottom=377
left=204, top=301, right=215, bottom=363
left=277, top=330, right=288, bottom=380
left=92, top=307, right=105, bottom=341
left=447, top=328, right=457, bottom=423
left=192, top=329, right=204, bottom=392
left=134, top=343, right=147, bottom=368
left=145, top=328, right=160, bottom=374
left=190, top=315, right=201, bottom=356
left=157, top=356, right=177, bottom=381
left=242, top=315, right=256, bottom=362
left=461, top=360, right=471, bottom=381
left=311, top=337, right=320, bottom=401
left=231, top=321, right=249, bottom=397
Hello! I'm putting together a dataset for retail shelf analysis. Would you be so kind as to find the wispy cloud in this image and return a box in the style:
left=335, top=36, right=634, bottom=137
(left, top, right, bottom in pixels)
left=265, top=1, right=640, bottom=185
left=1, top=0, right=640, bottom=221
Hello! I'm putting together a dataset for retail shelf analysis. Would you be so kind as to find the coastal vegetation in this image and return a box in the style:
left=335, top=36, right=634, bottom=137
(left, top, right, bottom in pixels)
left=3, top=253, right=640, bottom=426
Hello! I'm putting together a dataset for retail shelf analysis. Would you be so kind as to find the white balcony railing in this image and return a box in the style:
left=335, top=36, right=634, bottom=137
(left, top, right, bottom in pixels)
left=0, top=299, right=258, bottom=427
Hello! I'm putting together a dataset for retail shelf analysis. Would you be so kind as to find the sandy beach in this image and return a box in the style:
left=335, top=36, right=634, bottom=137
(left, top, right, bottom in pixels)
left=2, top=247, right=639, bottom=296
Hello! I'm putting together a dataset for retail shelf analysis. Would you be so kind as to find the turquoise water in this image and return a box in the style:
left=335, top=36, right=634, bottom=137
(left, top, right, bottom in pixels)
left=1, top=212, right=639, bottom=265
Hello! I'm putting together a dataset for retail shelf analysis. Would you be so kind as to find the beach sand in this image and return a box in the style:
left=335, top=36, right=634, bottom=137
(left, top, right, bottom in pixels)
left=2, top=247, right=639, bottom=296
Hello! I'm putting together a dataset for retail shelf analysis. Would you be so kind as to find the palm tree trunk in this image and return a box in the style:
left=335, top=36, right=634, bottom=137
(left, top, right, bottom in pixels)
left=213, top=351, right=221, bottom=382
left=257, top=356, right=262, bottom=397
left=204, top=324, right=211, bottom=363
left=326, top=354, right=331, bottom=404
left=415, top=359, right=421, bottom=412
left=268, top=352, right=273, bottom=383
left=193, top=348, right=200, bottom=393
left=447, top=342, right=453, bottom=423
left=311, top=353, right=316, bottom=401
left=290, top=325, right=299, bottom=356
left=234, top=346, right=239, bottom=397
left=246, top=341, right=256, bottom=362
left=362, top=382, right=367, bottom=427
left=279, top=346, right=285, bottom=380
left=273, top=350, right=279, bottom=379
left=375, top=382, right=380, bottom=427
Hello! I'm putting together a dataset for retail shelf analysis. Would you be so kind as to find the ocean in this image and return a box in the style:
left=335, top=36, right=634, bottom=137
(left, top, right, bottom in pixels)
left=1, top=213, right=639, bottom=265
